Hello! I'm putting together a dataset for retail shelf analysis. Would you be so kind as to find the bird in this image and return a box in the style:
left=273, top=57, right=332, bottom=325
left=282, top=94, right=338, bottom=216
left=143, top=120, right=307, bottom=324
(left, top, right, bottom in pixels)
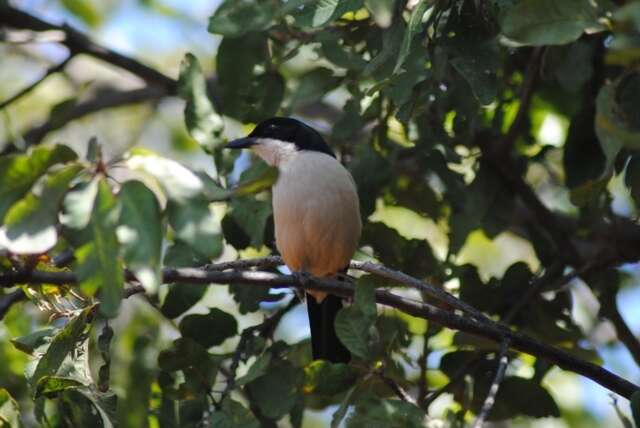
left=226, top=117, right=362, bottom=363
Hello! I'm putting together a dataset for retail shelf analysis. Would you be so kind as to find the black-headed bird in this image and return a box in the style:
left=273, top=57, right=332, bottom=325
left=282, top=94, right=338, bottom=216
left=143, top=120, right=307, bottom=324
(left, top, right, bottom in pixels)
left=226, top=117, right=361, bottom=363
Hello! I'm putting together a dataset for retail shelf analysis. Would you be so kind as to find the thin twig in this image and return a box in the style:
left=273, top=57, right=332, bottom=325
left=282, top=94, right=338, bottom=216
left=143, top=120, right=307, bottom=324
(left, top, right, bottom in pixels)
left=471, top=340, right=510, bottom=428
left=0, top=55, right=73, bottom=110
left=1, top=264, right=638, bottom=399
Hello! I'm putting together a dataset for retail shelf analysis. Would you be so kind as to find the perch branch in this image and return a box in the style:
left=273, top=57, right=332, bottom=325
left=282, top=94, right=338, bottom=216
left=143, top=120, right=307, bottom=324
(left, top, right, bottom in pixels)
left=0, top=263, right=638, bottom=399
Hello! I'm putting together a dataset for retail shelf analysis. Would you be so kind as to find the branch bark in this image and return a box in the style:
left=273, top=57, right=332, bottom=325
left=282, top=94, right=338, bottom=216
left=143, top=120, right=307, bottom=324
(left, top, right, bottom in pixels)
left=471, top=340, right=510, bottom=428
left=1, top=260, right=638, bottom=399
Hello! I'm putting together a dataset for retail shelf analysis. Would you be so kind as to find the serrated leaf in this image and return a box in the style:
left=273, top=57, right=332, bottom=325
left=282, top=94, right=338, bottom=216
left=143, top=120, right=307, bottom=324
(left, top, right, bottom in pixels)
left=178, top=53, right=224, bottom=152
left=0, top=144, right=77, bottom=222
left=0, top=388, right=22, bottom=428
left=393, top=0, right=428, bottom=75
left=167, top=198, right=223, bottom=260
left=0, top=164, right=82, bottom=254
left=117, top=180, right=162, bottom=293
left=35, top=376, right=84, bottom=398
left=208, top=0, right=274, bottom=37
left=179, top=309, right=238, bottom=348
left=210, top=398, right=259, bottom=428
left=501, top=0, right=600, bottom=46
left=74, top=179, right=123, bottom=318
left=30, top=306, right=93, bottom=389
left=229, top=284, right=282, bottom=314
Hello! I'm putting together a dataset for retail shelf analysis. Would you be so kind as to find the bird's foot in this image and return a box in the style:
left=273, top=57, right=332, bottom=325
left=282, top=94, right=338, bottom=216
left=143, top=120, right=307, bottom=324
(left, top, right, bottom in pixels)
left=292, top=271, right=313, bottom=301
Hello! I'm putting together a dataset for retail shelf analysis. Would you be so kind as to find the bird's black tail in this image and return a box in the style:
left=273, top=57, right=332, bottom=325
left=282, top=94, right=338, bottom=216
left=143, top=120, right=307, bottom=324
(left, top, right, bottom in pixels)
left=306, top=293, right=350, bottom=363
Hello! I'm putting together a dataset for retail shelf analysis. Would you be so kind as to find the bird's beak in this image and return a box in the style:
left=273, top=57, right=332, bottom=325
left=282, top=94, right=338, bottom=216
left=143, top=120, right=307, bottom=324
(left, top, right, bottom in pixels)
left=225, top=137, right=257, bottom=150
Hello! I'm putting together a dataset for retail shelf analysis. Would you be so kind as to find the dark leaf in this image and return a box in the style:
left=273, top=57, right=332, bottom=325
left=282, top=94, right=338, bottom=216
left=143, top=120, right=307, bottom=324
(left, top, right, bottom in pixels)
left=208, top=0, right=274, bottom=37
left=210, top=398, right=259, bottom=428
left=179, top=309, right=238, bottom=348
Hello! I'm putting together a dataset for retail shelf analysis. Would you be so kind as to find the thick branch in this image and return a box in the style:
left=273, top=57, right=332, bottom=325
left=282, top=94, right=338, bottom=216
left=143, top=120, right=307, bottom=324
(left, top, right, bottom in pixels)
left=0, top=265, right=638, bottom=399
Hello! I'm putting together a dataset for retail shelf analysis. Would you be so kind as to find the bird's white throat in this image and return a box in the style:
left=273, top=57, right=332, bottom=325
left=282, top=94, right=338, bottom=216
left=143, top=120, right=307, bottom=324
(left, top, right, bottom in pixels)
left=251, top=138, right=298, bottom=167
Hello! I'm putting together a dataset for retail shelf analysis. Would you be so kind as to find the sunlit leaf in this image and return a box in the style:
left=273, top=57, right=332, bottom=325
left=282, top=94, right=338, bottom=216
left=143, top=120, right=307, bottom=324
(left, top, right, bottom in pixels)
left=178, top=53, right=224, bottom=153
left=0, top=144, right=77, bottom=222
left=117, top=180, right=162, bottom=293
left=74, top=179, right=123, bottom=318
left=0, top=164, right=82, bottom=254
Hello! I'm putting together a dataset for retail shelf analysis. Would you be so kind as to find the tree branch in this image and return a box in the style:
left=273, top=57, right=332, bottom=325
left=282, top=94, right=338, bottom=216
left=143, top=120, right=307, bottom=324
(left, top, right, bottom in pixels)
left=0, top=262, right=638, bottom=399
left=0, top=55, right=73, bottom=110
left=0, top=4, right=177, bottom=93
left=0, top=289, right=27, bottom=320
left=471, top=340, right=510, bottom=428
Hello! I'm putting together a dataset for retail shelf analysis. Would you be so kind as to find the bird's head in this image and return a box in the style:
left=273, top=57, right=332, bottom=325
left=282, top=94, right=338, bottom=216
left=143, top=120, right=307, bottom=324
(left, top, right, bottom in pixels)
left=225, top=117, right=335, bottom=166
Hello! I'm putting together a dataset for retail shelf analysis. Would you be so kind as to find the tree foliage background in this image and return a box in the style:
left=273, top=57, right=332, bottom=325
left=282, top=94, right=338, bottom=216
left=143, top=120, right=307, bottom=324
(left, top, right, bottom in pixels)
left=1, top=0, right=640, bottom=426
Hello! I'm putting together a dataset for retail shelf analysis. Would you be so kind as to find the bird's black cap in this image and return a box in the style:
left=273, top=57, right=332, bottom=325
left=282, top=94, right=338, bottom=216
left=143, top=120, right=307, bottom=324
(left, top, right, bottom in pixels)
left=226, top=117, right=335, bottom=158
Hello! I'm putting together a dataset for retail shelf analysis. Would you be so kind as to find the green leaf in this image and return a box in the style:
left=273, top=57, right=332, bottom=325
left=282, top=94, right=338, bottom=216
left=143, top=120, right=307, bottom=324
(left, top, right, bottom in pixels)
left=335, top=306, right=374, bottom=360
left=216, top=33, right=266, bottom=120
left=30, top=306, right=93, bottom=389
left=595, top=79, right=640, bottom=175
left=364, top=0, right=393, bottom=28
left=346, top=395, right=426, bottom=428
left=450, top=41, right=499, bottom=106
left=125, top=152, right=206, bottom=203
left=0, top=388, right=22, bottom=428
left=393, top=0, right=428, bottom=75
left=246, top=360, right=303, bottom=419
left=210, top=399, right=260, bottom=428
left=0, top=144, right=77, bottom=222
left=481, top=377, right=560, bottom=420
left=179, top=308, right=238, bottom=348
left=228, top=197, right=272, bottom=249
left=0, top=164, right=82, bottom=254
left=60, top=0, right=102, bottom=27
left=167, top=197, right=223, bottom=260
left=501, top=0, right=600, bottom=46
left=235, top=353, right=271, bottom=386
left=233, top=162, right=279, bottom=196
left=75, top=179, right=123, bottom=318
left=60, top=179, right=99, bottom=245
left=304, top=360, right=357, bottom=395
left=178, top=53, right=224, bottom=153
left=208, top=0, right=274, bottom=37
left=290, top=68, right=341, bottom=109
left=229, top=284, right=282, bottom=314
left=363, top=18, right=404, bottom=77
left=293, top=0, right=363, bottom=27
left=57, top=389, right=115, bottom=428
left=353, top=277, right=377, bottom=321
left=117, top=180, right=162, bottom=293
left=11, top=328, right=56, bottom=355
left=35, top=376, right=84, bottom=398
left=158, top=337, right=213, bottom=372
left=161, top=242, right=210, bottom=318
left=626, top=156, right=640, bottom=206
left=631, top=391, right=640, bottom=428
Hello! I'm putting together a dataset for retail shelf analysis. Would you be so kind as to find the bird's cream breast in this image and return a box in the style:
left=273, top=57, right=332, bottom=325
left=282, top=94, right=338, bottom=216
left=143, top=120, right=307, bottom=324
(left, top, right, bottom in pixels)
left=272, top=151, right=361, bottom=279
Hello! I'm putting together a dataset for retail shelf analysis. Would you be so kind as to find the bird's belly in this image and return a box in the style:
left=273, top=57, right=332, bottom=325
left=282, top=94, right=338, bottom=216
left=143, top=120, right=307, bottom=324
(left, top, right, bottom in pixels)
left=272, top=158, right=361, bottom=278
